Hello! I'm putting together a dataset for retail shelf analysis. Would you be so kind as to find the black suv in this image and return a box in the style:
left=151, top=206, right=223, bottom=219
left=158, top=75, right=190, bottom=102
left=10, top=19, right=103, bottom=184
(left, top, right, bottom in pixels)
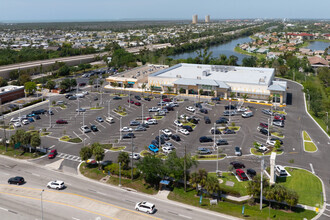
left=230, top=161, right=245, bottom=169
left=216, top=117, right=228, bottom=124
left=204, top=116, right=211, bottom=124
left=225, top=105, right=236, bottom=110
left=182, top=125, right=193, bottom=132
left=171, top=134, right=181, bottom=141
left=199, top=136, right=213, bottom=143
left=135, top=95, right=141, bottom=100
left=259, top=128, right=269, bottom=135
left=8, top=176, right=25, bottom=185
left=200, top=108, right=208, bottom=114
left=216, top=139, right=228, bottom=145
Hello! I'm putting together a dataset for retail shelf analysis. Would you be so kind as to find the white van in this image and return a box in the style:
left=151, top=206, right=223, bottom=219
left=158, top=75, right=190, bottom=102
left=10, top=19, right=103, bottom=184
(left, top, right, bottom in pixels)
left=76, top=93, right=85, bottom=98
left=106, top=117, right=114, bottom=123
left=242, top=111, right=253, bottom=118
left=275, top=165, right=287, bottom=177
left=135, top=201, right=156, bottom=214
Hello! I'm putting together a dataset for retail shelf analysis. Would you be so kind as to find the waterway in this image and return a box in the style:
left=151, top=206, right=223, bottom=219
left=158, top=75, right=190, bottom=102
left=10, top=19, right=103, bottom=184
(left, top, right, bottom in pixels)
left=169, top=36, right=253, bottom=64
left=306, top=41, right=330, bottom=51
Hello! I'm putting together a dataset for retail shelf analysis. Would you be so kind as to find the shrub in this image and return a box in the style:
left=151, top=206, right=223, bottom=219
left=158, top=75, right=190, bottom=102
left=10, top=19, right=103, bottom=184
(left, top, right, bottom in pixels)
left=104, top=163, right=140, bottom=179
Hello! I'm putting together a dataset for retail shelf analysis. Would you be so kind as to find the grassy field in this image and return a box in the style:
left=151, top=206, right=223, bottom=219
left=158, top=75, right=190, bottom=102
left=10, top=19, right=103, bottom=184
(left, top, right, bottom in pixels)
left=251, top=148, right=283, bottom=156
left=302, top=131, right=311, bottom=141
left=0, top=145, right=45, bottom=159
left=90, top=107, right=104, bottom=110
left=193, top=154, right=226, bottom=160
left=182, top=122, right=197, bottom=129
left=277, top=168, right=323, bottom=207
left=304, top=142, right=317, bottom=152
left=234, top=46, right=266, bottom=59
left=215, top=172, right=249, bottom=196
left=168, top=187, right=316, bottom=220
left=60, top=135, right=82, bottom=143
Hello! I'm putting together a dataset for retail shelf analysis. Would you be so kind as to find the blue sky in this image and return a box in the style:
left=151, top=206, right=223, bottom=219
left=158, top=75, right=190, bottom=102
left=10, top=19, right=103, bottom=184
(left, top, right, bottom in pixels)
left=1, top=0, right=329, bottom=22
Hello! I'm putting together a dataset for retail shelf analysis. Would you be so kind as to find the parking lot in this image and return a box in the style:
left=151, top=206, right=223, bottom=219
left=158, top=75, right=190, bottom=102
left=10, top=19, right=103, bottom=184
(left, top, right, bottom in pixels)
left=0, top=84, right=289, bottom=173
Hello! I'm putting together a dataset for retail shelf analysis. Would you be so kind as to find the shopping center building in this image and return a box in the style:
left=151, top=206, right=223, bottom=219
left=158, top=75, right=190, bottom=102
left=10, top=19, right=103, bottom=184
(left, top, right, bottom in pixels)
left=148, top=63, right=287, bottom=104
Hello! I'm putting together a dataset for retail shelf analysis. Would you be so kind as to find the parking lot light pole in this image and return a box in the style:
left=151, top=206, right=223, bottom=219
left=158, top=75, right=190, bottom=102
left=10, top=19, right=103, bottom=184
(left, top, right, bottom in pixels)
left=119, top=162, right=122, bottom=187
left=49, top=98, right=51, bottom=129
left=176, top=111, right=178, bottom=133
left=142, top=104, right=144, bottom=124
left=214, top=123, right=218, bottom=172
left=159, top=129, right=161, bottom=147
left=41, top=189, right=44, bottom=220
left=267, top=118, right=270, bottom=141
left=107, top=100, right=110, bottom=117
left=129, top=90, right=131, bottom=108
left=77, top=99, right=80, bottom=115
left=83, top=112, right=85, bottom=126
left=119, top=117, right=122, bottom=140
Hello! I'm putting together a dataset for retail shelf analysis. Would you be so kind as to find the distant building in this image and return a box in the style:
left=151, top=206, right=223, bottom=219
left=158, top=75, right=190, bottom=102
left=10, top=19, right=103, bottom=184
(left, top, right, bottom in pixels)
left=0, top=85, right=25, bottom=104
left=308, top=56, right=329, bottom=68
left=192, top=15, right=198, bottom=24
left=205, top=15, right=210, bottom=23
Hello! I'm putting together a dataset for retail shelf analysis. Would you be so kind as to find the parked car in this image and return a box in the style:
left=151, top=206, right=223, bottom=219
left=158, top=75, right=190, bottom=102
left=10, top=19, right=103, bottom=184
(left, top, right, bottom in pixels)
left=156, top=110, right=166, bottom=116
left=135, top=95, right=141, bottom=100
left=216, top=117, right=228, bottom=124
left=210, top=128, right=221, bottom=135
left=204, top=116, right=211, bottom=124
left=144, top=97, right=151, bottom=101
left=149, top=107, right=160, bottom=112
left=188, top=118, right=199, bottom=124
left=21, top=119, right=29, bottom=125
left=91, top=125, right=98, bottom=132
left=242, top=111, right=253, bottom=118
left=8, top=176, right=25, bottom=185
left=135, top=201, right=156, bottom=214
left=66, top=94, right=74, bottom=99
left=275, top=165, right=287, bottom=177
left=113, top=96, right=122, bottom=100
left=216, top=139, right=228, bottom=145
left=259, top=128, right=269, bottom=135
left=47, top=180, right=65, bottom=190
left=199, top=136, right=213, bottom=143
left=195, top=103, right=202, bottom=108
left=76, top=108, right=86, bottom=112
left=223, top=110, right=236, bottom=116
left=236, top=169, right=248, bottom=181
left=27, top=117, right=35, bottom=122
left=79, top=83, right=86, bottom=87
left=200, top=108, right=208, bottom=114
left=274, top=115, right=285, bottom=121
left=186, top=106, right=195, bottom=112
left=179, top=128, right=189, bottom=135
left=182, top=125, right=193, bottom=132
left=247, top=168, right=257, bottom=178
left=130, top=120, right=140, bottom=126
left=230, top=161, right=245, bottom=169
left=258, top=144, right=268, bottom=152
left=269, top=137, right=283, bottom=145
left=174, top=120, right=183, bottom=127
left=273, top=120, right=284, bottom=127
left=121, top=127, right=133, bottom=132
left=171, top=134, right=181, bottom=142
left=135, top=126, right=146, bottom=131
left=162, top=146, right=174, bottom=154
left=148, top=144, right=159, bottom=153
left=147, top=119, right=157, bottom=125
left=198, top=147, right=212, bottom=154
left=96, top=117, right=103, bottom=122
left=123, top=133, right=135, bottom=139
left=48, top=149, right=57, bottom=159
left=223, top=129, right=236, bottom=134
left=225, top=105, right=236, bottom=110
left=135, top=102, right=141, bottom=106
left=94, top=96, right=98, bottom=101
left=105, top=117, right=114, bottom=123
left=262, top=109, right=273, bottom=115
left=34, top=115, right=41, bottom=120
left=259, top=123, right=268, bottom=128
left=14, top=122, right=22, bottom=127
left=68, top=95, right=77, bottom=100
left=81, top=125, right=91, bottom=133
left=163, top=98, right=171, bottom=102
left=211, top=97, right=220, bottom=101
left=56, top=119, right=68, bottom=124
left=235, top=146, right=242, bottom=156
left=155, top=136, right=165, bottom=144
left=129, top=153, right=141, bottom=160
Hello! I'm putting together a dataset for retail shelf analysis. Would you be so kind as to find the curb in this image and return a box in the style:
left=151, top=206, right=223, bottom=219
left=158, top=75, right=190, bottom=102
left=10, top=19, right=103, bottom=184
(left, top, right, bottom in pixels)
left=302, top=130, right=318, bottom=153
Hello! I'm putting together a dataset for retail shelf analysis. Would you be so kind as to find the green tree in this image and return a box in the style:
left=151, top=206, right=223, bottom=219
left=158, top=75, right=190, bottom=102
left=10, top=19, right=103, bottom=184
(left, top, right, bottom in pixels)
left=93, top=145, right=105, bottom=168
left=30, top=134, right=41, bottom=150
left=45, top=80, right=56, bottom=91
left=199, top=89, right=204, bottom=102
left=265, top=186, right=275, bottom=211
left=247, top=174, right=269, bottom=198
left=179, top=88, right=185, bottom=94
left=242, top=56, right=257, bottom=67
left=190, top=169, right=208, bottom=192
left=242, top=94, right=249, bottom=101
left=0, top=77, right=8, bottom=87
left=205, top=175, right=221, bottom=195
left=141, top=83, right=147, bottom=95
left=117, top=152, right=130, bottom=170
left=18, top=74, right=31, bottom=85
left=136, top=155, right=165, bottom=187
left=230, top=92, right=235, bottom=99
left=79, top=147, right=93, bottom=161
left=58, top=65, right=70, bottom=76
left=274, top=140, right=281, bottom=151
left=24, top=82, right=37, bottom=95
left=285, top=189, right=299, bottom=210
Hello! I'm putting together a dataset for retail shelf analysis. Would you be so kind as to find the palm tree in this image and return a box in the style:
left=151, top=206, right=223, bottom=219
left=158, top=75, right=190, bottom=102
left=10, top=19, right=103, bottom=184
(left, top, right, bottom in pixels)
left=264, top=186, right=275, bottom=212
left=150, top=85, right=155, bottom=96
left=179, top=88, right=185, bottom=94
left=141, top=83, right=146, bottom=95
left=199, top=89, right=204, bottom=102
left=205, top=175, right=221, bottom=196
left=230, top=92, right=235, bottom=99
left=242, top=94, right=249, bottom=101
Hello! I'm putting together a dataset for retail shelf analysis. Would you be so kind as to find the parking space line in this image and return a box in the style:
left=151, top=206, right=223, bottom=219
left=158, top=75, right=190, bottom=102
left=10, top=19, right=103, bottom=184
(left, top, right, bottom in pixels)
left=94, top=120, right=106, bottom=128
left=309, top=163, right=315, bottom=174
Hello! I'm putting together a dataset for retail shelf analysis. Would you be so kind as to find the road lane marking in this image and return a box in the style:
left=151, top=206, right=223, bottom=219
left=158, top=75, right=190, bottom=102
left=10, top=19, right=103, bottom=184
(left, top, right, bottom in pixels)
left=72, top=217, right=80, bottom=220
left=179, top=214, right=192, bottom=219
left=310, top=163, right=315, bottom=174
left=0, top=206, right=8, bottom=211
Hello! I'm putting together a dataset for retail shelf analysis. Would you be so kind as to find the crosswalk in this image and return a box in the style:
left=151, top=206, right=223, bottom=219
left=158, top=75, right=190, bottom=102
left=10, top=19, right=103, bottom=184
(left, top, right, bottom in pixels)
left=57, top=153, right=82, bottom=162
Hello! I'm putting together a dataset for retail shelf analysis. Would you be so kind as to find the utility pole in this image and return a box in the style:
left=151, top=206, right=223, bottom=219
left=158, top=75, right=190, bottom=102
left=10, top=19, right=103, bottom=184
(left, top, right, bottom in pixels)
left=107, top=100, right=110, bottom=117
left=129, top=90, right=131, bottom=108
left=184, top=145, right=187, bottom=192
left=119, top=162, right=122, bottom=187
left=131, top=137, right=134, bottom=181
left=142, top=104, right=144, bottom=124
left=49, top=97, right=51, bottom=129
left=267, top=118, right=270, bottom=141
left=83, top=112, right=85, bottom=125
left=119, top=117, right=122, bottom=140
left=214, top=123, right=218, bottom=172
left=176, top=111, right=178, bottom=133
left=260, top=158, right=264, bottom=210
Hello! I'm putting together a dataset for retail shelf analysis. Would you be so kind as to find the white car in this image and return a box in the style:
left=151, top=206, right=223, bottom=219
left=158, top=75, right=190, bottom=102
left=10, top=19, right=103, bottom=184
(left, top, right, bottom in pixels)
left=179, top=128, right=189, bottom=135
left=135, top=201, right=155, bottom=214
left=82, top=91, right=89, bottom=95
left=21, top=119, right=29, bottom=125
left=105, top=117, right=114, bottom=123
left=237, top=107, right=248, bottom=112
left=258, top=144, right=268, bottom=152
left=162, top=146, right=174, bottom=154
left=174, top=120, right=183, bottom=127
left=148, top=107, right=160, bottom=112
left=10, top=117, right=20, bottom=123
left=81, top=125, right=91, bottom=133
left=47, top=180, right=65, bottom=190
left=186, top=106, right=195, bottom=112
left=147, top=119, right=157, bottom=125
left=129, top=153, right=140, bottom=160
left=13, top=122, right=21, bottom=127
left=164, top=142, right=174, bottom=148
left=121, top=127, right=132, bottom=132
left=266, top=139, right=276, bottom=146
left=273, top=121, right=284, bottom=127
left=162, top=129, right=172, bottom=136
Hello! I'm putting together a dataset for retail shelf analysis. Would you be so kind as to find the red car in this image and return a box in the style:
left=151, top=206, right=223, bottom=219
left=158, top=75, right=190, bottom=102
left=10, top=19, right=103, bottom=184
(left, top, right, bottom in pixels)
left=48, top=149, right=57, bottom=159
left=79, top=83, right=86, bottom=87
left=56, top=119, right=68, bottom=124
left=146, top=117, right=152, bottom=121
left=259, top=123, right=268, bottom=128
left=135, top=102, right=141, bottom=106
left=274, top=115, right=284, bottom=121
left=236, top=169, right=249, bottom=181
left=163, top=98, right=171, bottom=102
left=127, top=99, right=134, bottom=104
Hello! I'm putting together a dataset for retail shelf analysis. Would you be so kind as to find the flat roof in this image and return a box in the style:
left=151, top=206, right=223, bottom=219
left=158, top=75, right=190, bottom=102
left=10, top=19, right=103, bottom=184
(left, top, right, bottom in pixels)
left=151, top=63, right=275, bottom=86
left=0, top=85, right=24, bottom=95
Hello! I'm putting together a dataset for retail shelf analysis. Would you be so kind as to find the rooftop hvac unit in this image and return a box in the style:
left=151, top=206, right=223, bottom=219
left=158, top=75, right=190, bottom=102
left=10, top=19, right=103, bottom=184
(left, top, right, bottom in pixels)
left=202, top=70, right=211, bottom=76
left=176, top=75, right=182, bottom=78
left=197, top=76, right=201, bottom=79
